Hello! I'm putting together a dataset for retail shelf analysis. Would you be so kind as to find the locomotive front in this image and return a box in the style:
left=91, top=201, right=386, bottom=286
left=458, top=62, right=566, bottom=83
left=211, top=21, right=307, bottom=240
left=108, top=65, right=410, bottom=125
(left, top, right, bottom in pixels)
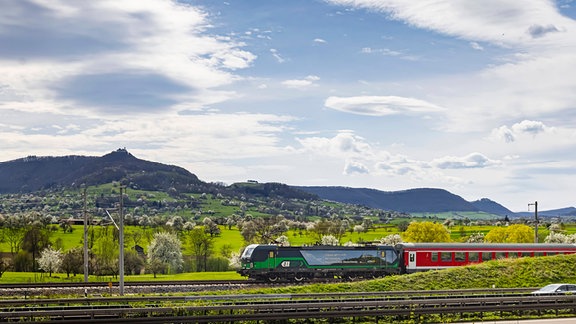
left=238, top=244, right=278, bottom=278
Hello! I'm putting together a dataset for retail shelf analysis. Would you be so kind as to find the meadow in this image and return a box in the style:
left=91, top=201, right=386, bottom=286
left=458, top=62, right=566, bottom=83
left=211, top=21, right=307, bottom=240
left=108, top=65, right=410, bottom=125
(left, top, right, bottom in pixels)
left=1, top=221, right=568, bottom=257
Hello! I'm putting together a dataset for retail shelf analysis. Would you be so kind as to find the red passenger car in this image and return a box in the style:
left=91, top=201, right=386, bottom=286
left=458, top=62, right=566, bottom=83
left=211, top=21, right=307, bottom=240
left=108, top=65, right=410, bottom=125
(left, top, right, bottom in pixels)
left=396, top=243, right=576, bottom=274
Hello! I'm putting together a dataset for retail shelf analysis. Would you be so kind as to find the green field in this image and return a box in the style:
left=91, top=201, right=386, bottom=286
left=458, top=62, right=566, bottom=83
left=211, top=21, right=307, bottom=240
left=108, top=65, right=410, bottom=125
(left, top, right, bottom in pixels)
left=0, top=271, right=243, bottom=284
left=0, top=221, right=567, bottom=256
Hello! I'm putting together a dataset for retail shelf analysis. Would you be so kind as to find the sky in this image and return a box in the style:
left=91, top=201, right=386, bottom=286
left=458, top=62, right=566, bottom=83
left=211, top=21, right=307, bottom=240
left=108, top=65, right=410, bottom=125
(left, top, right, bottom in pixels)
left=1, top=0, right=576, bottom=212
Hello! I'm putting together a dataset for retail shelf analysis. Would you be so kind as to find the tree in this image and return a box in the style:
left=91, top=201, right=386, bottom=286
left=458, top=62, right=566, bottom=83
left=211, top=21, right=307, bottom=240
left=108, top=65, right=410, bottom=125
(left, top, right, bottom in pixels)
left=353, top=224, right=365, bottom=234
left=485, top=224, right=533, bottom=243
left=61, top=247, right=83, bottom=278
left=545, top=231, right=568, bottom=243
left=22, top=225, right=52, bottom=269
left=466, top=232, right=485, bottom=243
left=361, top=218, right=374, bottom=231
left=13, top=252, right=33, bottom=272
left=380, top=234, right=403, bottom=246
left=4, top=215, right=26, bottom=257
left=548, top=223, right=563, bottom=233
left=240, top=216, right=288, bottom=244
left=310, top=219, right=334, bottom=242
left=38, top=247, right=63, bottom=277
left=397, top=220, right=410, bottom=232
left=188, top=228, right=213, bottom=272
left=0, top=258, right=8, bottom=278
left=320, top=235, right=339, bottom=246
left=403, top=221, right=451, bottom=242
left=147, top=232, right=183, bottom=274
left=124, top=250, right=145, bottom=275
left=147, top=259, right=166, bottom=278
left=484, top=226, right=507, bottom=243
left=203, top=217, right=221, bottom=237
left=505, top=224, right=534, bottom=243
left=275, top=235, right=290, bottom=246
left=93, top=227, right=119, bottom=276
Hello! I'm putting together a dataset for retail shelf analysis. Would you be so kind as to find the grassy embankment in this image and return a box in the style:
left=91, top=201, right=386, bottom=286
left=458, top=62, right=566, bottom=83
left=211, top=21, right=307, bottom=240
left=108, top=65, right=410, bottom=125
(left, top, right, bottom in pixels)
left=244, top=253, right=576, bottom=294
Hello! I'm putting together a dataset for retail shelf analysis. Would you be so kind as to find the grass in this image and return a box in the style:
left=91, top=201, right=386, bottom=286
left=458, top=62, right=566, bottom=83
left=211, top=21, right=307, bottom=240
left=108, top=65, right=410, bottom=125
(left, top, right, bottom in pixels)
left=0, top=271, right=243, bottom=284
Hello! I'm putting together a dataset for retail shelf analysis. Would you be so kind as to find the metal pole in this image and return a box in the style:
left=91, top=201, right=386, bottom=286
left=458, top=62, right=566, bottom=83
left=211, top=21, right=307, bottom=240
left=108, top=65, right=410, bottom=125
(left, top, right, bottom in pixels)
left=83, top=186, right=89, bottom=283
left=529, top=201, right=538, bottom=243
left=119, top=186, right=125, bottom=296
left=534, top=201, right=538, bottom=243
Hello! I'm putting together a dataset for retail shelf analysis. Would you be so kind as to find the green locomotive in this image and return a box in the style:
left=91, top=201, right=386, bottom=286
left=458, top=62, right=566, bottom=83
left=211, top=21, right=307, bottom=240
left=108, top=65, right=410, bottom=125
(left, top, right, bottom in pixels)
left=238, top=244, right=400, bottom=282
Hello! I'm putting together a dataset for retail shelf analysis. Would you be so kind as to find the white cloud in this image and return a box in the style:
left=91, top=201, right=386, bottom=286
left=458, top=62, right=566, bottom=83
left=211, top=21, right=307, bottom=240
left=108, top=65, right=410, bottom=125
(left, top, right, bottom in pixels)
left=361, top=47, right=419, bottom=60
left=324, top=96, right=444, bottom=116
left=313, top=38, right=327, bottom=44
left=490, top=120, right=554, bottom=143
left=431, top=152, right=501, bottom=169
left=343, top=160, right=370, bottom=175
left=469, top=42, right=484, bottom=51
left=296, top=130, right=373, bottom=157
left=325, top=0, right=573, bottom=47
left=0, top=0, right=256, bottom=115
left=282, top=75, right=320, bottom=89
left=325, top=0, right=576, bottom=132
left=270, top=48, right=286, bottom=63
left=296, top=131, right=492, bottom=185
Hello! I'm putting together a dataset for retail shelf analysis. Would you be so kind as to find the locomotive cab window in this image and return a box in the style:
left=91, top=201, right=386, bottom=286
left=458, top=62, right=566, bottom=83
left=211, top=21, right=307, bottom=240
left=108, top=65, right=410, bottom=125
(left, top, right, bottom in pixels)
left=251, top=249, right=275, bottom=262
left=382, top=250, right=398, bottom=265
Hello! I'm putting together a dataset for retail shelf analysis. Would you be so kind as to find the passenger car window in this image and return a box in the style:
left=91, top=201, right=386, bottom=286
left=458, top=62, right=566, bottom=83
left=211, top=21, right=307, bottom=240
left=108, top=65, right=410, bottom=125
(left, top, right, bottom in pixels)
left=455, top=252, right=465, bottom=262
left=469, top=252, right=479, bottom=262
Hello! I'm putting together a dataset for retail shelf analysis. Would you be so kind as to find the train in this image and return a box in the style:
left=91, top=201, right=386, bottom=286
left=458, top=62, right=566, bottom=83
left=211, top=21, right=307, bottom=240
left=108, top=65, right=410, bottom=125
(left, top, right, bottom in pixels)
left=237, top=243, right=576, bottom=282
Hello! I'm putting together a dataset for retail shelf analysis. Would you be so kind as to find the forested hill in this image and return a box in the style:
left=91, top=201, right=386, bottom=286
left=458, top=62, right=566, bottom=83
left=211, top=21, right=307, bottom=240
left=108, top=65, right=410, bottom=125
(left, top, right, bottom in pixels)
left=0, top=150, right=520, bottom=215
left=295, top=186, right=492, bottom=214
left=0, top=148, right=204, bottom=193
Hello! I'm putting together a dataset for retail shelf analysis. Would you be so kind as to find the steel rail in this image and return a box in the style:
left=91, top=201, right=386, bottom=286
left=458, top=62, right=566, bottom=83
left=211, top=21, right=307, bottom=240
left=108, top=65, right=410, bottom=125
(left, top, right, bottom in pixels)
left=0, top=279, right=249, bottom=289
left=2, top=292, right=575, bottom=322
left=0, top=287, right=536, bottom=307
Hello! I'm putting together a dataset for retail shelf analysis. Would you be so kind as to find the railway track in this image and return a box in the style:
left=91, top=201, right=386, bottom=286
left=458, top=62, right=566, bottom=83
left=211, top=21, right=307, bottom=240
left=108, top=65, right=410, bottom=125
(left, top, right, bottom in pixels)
left=0, top=280, right=256, bottom=297
left=1, top=290, right=575, bottom=323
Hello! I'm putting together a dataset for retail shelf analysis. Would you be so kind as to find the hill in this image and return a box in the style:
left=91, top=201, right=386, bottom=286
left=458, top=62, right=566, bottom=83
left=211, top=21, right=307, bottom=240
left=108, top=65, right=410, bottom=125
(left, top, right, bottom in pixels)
left=2, top=149, right=570, bottom=216
left=294, top=186, right=479, bottom=213
left=0, top=148, right=205, bottom=193
left=470, top=198, right=514, bottom=216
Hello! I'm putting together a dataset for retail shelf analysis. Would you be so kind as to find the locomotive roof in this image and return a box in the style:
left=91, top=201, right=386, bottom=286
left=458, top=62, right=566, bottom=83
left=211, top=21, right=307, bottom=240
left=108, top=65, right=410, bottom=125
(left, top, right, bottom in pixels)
left=249, top=244, right=395, bottom=250
left=396, top=243, right=576, bottom=250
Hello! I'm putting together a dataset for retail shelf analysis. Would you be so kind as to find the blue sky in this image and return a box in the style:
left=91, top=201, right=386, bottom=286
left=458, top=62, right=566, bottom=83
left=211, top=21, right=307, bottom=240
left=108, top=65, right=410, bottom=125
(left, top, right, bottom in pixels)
left=2, top=0, right=576, bottom=211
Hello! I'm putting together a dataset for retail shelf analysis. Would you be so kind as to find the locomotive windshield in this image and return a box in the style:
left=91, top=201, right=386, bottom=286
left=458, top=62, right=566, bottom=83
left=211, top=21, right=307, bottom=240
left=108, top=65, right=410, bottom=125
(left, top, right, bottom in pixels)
left=240, top=244, right=258, bottom=261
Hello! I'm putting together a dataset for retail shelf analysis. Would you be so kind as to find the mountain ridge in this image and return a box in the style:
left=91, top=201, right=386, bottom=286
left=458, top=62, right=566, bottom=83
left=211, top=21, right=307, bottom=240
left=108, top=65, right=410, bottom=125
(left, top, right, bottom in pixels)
left=0, top=150, right=572, bottom=216
left=294, top=186, right=515, bottom=215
